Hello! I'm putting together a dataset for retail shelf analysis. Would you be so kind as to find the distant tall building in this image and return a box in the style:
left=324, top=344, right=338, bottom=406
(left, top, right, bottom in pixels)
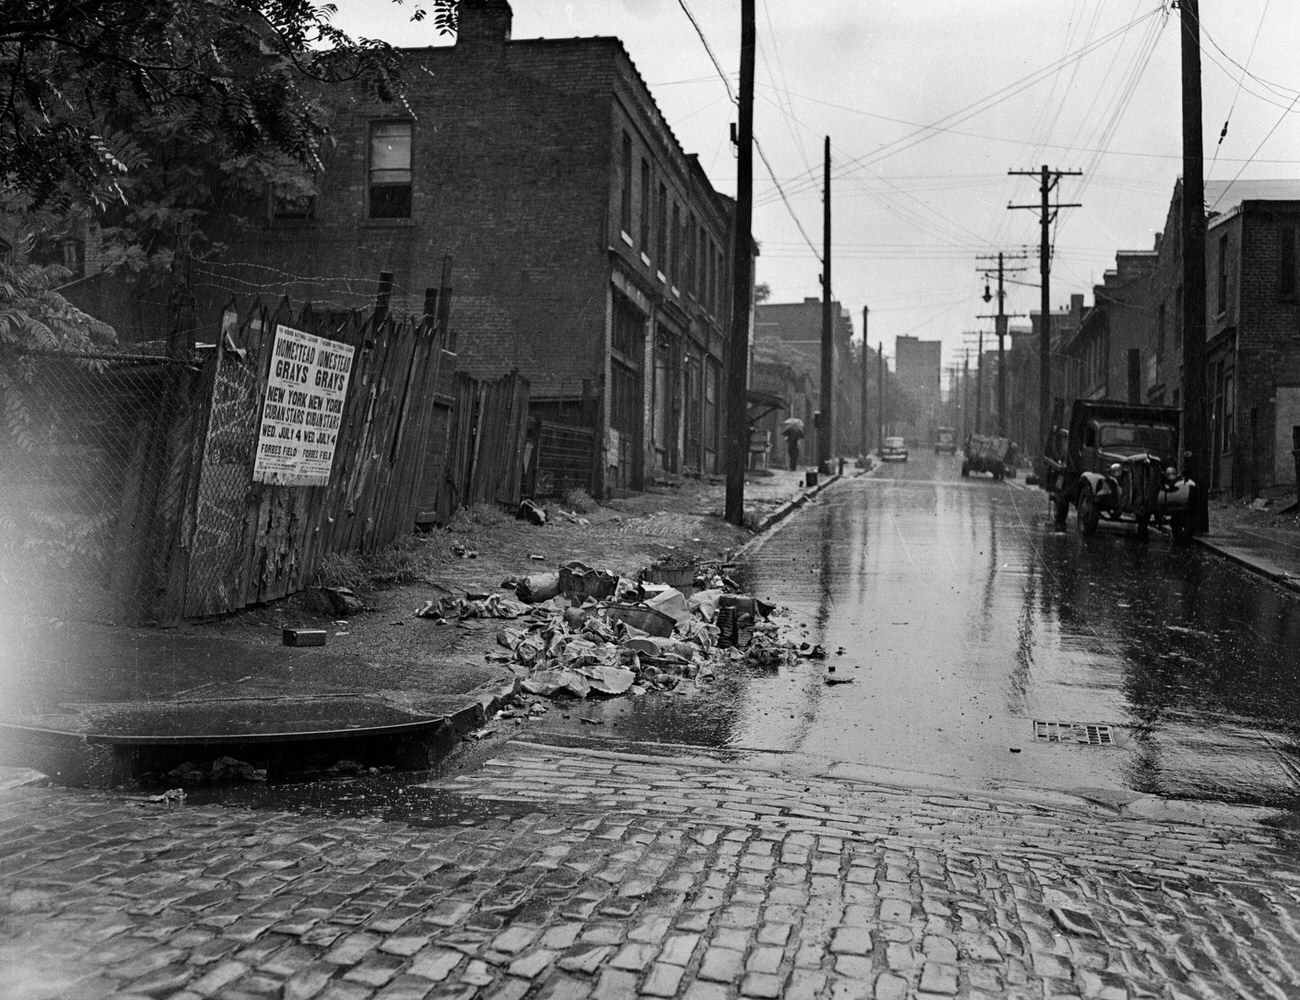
left=894, top=335, right=942, bottom=441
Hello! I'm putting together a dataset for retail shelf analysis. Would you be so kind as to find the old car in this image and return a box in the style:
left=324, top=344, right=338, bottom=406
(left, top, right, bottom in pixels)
left=934, top=426, right=957, bottom=455
left=1043, top=399, right=1195, bottom=542
left=882, top=435, right=908, bottom=461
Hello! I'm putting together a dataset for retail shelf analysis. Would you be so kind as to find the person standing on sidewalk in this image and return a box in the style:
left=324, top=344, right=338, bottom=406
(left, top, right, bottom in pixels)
left=782, top=421, right=804, bottom=471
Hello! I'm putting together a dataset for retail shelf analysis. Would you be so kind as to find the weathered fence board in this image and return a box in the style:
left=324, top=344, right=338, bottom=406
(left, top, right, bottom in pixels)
left=178, top=298, right=448, bottom=615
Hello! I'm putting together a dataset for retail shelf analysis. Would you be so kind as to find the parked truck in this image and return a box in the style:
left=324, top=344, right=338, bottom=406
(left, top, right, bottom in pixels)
left=961, top=434, right=1013, bottom=479
left=1042, top=399, right=1195, bottom=542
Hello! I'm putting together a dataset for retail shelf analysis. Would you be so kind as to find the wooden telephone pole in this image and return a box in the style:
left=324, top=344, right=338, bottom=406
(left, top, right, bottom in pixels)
left=818, top=137, right=833, bottom=473
left=860, top=306, right=869, bottom=460
left=1180, top=0, right=1209, bottom=533
left=1009, top=166, right=1081, bottom=460
left=724, top=0, right=755, bottom=526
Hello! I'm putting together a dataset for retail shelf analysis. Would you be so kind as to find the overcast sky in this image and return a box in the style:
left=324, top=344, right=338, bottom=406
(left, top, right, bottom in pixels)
left=332, top=1, right=1299, bottom=375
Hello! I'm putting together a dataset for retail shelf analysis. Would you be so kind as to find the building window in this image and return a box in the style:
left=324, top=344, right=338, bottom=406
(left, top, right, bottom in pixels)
left=620, top=132, right=632, bottom=236
left=685, top=213, right=696, bottom=295
left=1279, top=225, right=1297, bottom=301
left=670, top=203, right=680, bottom=286
left=656, top=183, right=667, bottom=268
left=1216, top=235, right=1227, bottom=314
left=699, top=229, right=708, bottom=302
left=639, top=159, right=651, bottom=251
left=270, top=174, right=317, bottom=224
left=369, top=122, right=412, bottom=219
left=1156, top=302, right=1166, bottom=359
left=715, top=246, right=725, bottom=317
left=0, top=238, right=11, bottom=264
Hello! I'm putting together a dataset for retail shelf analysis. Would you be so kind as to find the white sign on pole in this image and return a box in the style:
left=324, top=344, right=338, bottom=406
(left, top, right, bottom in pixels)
left=252, top=325, right=355, bottom=486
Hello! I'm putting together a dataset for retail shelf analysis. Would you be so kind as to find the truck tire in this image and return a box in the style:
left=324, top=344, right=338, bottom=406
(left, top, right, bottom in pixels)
left=1077, top=484, right=1100, bottom=538
left=1171, top=513, right=1193, bottom=544
left=1136, top=513, right=1150, bottom=542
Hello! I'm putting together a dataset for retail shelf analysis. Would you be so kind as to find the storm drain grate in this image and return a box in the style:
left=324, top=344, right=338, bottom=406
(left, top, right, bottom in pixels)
left=1034, top=721, right=1115, bottom=746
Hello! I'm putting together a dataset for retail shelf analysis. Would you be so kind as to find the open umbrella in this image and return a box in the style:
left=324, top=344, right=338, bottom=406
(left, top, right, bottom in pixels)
left=781, top=417, right=804, bottom=432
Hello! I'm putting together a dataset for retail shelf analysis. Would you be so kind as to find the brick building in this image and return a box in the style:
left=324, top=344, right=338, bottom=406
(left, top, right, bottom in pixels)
left=752, top=298, right=861, bottom=458
left=1006, top=295, right=1085, bottom=454
left=1059, top=249, right=1158, bottom=404
left=145, top=0, right=741, bottom=496
left=1202, top=181, right=1300, bottom=494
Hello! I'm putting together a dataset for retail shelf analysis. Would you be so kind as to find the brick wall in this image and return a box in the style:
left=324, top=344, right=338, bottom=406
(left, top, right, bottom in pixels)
left=1232, top=203, right=1300, bottom=488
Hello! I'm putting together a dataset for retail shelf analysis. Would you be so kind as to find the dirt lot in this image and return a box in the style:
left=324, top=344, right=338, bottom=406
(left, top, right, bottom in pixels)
left=168, top=473, right=809, bottom=693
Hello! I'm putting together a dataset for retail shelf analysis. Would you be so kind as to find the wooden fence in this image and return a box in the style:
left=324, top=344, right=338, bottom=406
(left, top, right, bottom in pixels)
left=4, top=295, right=533, bottom=623
left=178, top=298, right=452, bottom=617
left=442, top=371, right=530, bottom=514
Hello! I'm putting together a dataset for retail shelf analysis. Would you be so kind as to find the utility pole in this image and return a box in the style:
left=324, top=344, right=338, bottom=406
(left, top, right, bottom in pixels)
left=819, top=137, right=833, bottom=473
left=877, top=342, right=884, bottom=452
left=724, top=0, right=754, bottom=526
left=1009, top=166, right=1081, bottom=461
left=860, top=306, right=869, bottom=460
left=973, top=330, right=985, bottom=434
left=1180, top=0, right=1209, bottom=533
left=977, top=251, right=1028, bottom=438
left=961, top=351, right=970, bottom=440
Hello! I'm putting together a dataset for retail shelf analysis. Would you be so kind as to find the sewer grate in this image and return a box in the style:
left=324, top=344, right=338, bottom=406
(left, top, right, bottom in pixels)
left=1034, top=721, right=1115, bottom=746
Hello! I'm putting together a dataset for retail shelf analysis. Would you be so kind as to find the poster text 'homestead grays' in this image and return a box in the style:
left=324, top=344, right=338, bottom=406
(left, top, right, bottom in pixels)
left=252, top=325, right=355, bottom=487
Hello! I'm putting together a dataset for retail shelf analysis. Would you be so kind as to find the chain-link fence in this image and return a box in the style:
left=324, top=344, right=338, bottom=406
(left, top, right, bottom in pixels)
left=0, top=350, right=199, bottom=623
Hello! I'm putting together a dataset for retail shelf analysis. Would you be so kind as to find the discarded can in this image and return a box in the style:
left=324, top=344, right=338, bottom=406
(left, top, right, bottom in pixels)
left=804, top=470, right=819, bottom=488
left=282, top=627, right=327, bottom=647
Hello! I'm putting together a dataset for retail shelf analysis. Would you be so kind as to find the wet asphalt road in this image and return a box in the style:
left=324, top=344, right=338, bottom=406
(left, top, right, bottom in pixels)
left=544, top=452, right=1300, bottom=810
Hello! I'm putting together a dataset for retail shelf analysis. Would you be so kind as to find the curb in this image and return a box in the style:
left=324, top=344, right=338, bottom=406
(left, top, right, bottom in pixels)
left=1007, top=480, right=1300, bottom=593
left=0, top=676, right=525, bottom=788
left=1194, top=536, right=1300, bottom=594
left=742, top=466, right=866, bottom=551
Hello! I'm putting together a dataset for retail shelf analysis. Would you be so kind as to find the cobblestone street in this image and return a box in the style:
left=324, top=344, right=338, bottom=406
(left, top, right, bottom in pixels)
left=4, top=742, right=1300, bottom=1000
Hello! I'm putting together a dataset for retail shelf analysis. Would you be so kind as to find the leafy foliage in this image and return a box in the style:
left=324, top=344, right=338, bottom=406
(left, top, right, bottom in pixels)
left=0, top=258, right=120, bottom=583
left=0, top=1, right=463, bottom=338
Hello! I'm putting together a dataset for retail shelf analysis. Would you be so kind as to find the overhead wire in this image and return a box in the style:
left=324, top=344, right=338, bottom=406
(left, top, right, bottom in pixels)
left=674, top=0, right=736, bottom=105
left=674, top=0, right=823, bottom=268
left=1211, top=0, right=1272, bottom=179
left=1210, top=86, right=1300, bottom=211
left=759, top=5, right=1166, bottom=203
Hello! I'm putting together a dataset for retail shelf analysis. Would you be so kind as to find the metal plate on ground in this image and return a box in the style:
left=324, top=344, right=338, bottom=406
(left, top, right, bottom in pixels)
left=1034, top=721, right=1115, bottom=746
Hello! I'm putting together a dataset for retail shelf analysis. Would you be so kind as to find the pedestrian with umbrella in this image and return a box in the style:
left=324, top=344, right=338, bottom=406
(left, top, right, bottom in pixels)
left=781, top=417, right=804, bottom=471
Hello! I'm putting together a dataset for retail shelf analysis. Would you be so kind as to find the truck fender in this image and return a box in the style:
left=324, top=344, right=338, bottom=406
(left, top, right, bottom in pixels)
left=1078, top=471, right=1112, bottom=500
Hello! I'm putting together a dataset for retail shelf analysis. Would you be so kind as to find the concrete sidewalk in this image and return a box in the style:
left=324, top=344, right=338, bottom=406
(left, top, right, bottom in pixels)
left=0, top=466, right=858, bottom=783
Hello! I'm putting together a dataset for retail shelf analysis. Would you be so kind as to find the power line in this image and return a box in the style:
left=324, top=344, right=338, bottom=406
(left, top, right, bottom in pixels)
left=1210, top=86, right=1300, bottom=212
left=1210, top=0, right=1270, bottom=178
left=674, top=0, right=736, bottom=105
left=759, top=6, right=1163, bottom=202
left=754, top=136, right=821, bottom=262
left=673, top=2, right=819, bottom=266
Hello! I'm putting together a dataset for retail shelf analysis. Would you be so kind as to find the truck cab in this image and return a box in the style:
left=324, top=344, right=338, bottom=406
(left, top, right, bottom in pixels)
left=1044, top=400, right=1195, bottom=542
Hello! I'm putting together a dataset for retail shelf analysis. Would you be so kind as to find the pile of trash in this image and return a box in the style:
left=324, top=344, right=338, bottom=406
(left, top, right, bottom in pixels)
left=417, top=560, right=787, bottom=700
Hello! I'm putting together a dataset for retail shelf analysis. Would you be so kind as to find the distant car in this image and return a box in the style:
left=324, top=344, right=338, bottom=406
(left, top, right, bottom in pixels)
left=882, top=436, right=909, bottom=462
left=934, top=426, right=957, bottom=455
